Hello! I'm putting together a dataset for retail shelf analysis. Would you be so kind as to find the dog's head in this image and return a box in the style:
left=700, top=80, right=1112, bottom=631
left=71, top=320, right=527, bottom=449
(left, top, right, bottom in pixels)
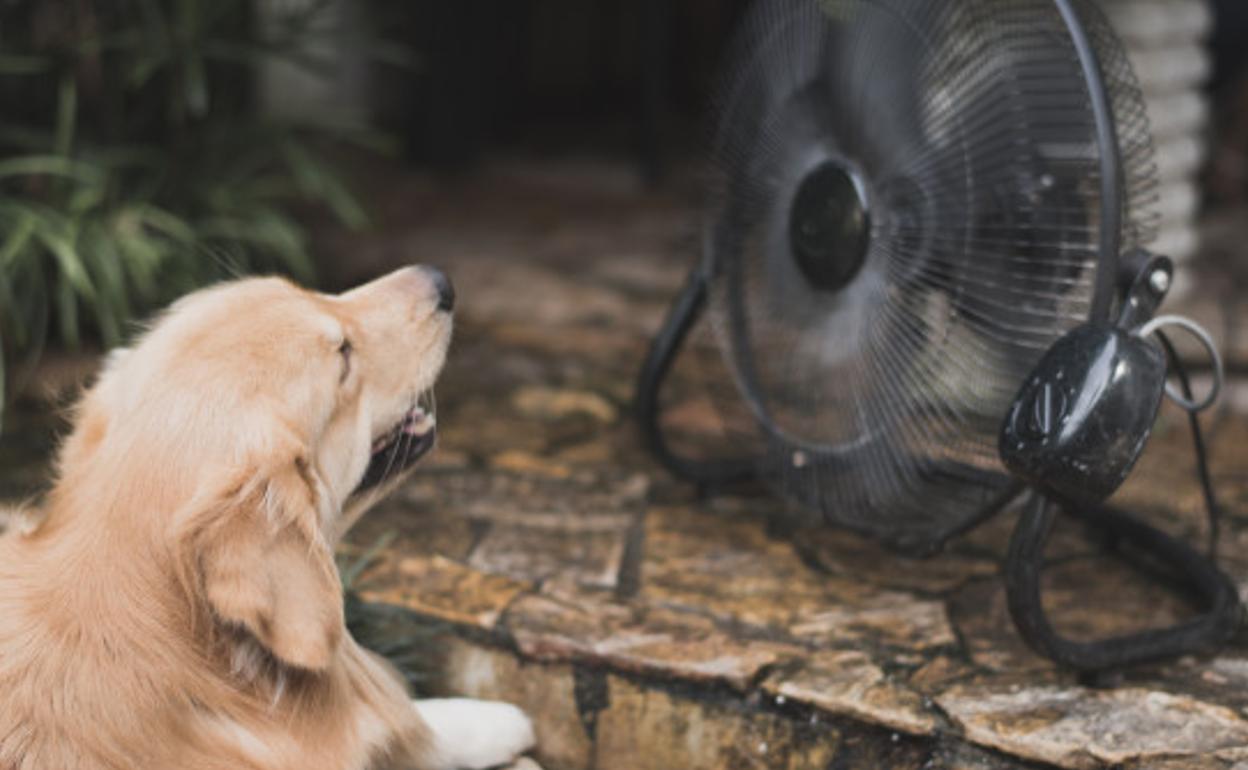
left=61, top=266, right=453, bottom=671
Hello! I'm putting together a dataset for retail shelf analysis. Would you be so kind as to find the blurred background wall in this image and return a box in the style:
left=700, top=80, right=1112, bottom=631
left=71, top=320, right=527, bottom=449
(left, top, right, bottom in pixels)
left=254, top=0, right=748, bottom=173
left=257, top=0, right=1247, bottom=289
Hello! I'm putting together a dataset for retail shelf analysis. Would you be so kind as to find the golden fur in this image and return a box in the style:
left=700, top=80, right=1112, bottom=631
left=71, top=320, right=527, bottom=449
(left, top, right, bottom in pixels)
left=0, top=268, right=530, bottom=770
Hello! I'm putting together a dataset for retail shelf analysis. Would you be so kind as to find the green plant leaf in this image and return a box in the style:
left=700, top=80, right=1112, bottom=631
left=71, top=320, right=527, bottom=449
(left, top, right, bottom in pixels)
left=0, top=264, right=23, bottom=349
left=8, top=239, right=50, bottom=362
left=56, top=271, right=80, bottom=349
left=0, top=123, right=56, bottom=153
left=0, top=321, right=6, bottom=430
left=67, top=182, right=108, bottom=215
left=130, top=204, right=196, bottom=244
left=116, top=237, right=160, bottom=301
left=0, top=243, right=16, bottom=421
left=125, top=52, right=170, bottom=90
left=202, top=39, right=336, bottom=77
left=54, top=73, right=77, bottom=160
left=0, top=54, right=53, bottom=76
left=71, top=30, right=146, bottom=56
left=0, top=156, right=103, bottom=185
left=278, top=139, right=368, bottom=229
left=0, top=210, right=36, bottom=270
left=81, top=226, right=129, bottom=347
left=185, top=54, right=210, bottom=118
left=33, top=222, right=96, bottom=302
left=0, top=0, right=379, bottom=386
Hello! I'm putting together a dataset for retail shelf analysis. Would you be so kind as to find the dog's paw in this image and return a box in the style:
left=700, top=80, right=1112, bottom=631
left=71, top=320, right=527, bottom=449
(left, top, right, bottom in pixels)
left=414, top=698, right=536, bottom=770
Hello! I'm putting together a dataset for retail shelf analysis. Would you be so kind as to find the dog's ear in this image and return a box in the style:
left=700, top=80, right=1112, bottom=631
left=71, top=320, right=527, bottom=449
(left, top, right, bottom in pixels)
left=187, top=455, right=344, bottom=671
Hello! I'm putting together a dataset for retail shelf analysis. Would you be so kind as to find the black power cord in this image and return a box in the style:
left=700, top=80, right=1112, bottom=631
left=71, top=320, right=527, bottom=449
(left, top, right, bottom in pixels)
left=1155, top=330, right=1222, bottom=559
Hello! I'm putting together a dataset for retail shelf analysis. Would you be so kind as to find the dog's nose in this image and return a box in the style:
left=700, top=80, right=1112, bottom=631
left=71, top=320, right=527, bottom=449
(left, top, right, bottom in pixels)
left=421, top=266, right=455, bottom=313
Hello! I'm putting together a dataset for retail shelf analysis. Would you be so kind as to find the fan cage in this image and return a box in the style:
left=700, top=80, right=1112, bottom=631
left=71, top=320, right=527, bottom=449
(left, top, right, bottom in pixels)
left=700, top=0, right=1159, bottom=549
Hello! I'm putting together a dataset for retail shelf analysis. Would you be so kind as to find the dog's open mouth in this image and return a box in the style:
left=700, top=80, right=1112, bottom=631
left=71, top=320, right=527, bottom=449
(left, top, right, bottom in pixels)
left=355, top=393, right=437, bottom=493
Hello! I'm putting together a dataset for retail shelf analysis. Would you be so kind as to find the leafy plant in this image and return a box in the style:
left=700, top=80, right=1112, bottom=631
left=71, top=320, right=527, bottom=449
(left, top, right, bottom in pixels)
left=0, top=0, right=372, bottom=416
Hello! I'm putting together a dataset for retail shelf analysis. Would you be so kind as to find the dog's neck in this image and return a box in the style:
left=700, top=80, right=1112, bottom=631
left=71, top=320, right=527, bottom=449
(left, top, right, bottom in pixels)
left=17, top=467, right=201, bottom=658
left=7, top=478, right=309, bottom=722
left=17, top=435, right=221, bottom=658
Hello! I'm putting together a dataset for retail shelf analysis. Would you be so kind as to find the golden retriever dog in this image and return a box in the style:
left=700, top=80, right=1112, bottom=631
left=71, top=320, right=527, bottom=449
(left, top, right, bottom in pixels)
left=0, top=267, right=536, bottom=770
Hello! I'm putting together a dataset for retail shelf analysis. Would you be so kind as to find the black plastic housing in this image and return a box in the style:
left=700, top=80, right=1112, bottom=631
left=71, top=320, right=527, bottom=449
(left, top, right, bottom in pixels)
left=1000, top=323, right=1167, bottom=506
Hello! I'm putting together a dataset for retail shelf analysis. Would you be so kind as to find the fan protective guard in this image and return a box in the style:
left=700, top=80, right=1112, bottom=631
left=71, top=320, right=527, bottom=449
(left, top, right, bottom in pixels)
left=702, top=0, right=1158, bottom=550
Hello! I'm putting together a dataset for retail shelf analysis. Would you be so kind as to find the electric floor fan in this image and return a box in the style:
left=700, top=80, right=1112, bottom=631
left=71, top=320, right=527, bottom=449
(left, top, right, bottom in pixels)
left=636, top=0, right=1241, bottom=670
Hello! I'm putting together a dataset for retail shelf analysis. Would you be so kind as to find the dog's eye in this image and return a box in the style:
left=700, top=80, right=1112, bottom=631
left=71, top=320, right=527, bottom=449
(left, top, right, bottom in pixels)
left=338, top=339, right=353, bottom=382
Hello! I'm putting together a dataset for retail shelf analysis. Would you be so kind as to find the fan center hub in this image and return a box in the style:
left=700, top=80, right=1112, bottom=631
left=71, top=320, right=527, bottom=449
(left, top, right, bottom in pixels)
left=789, top=161, right=871, bottom=292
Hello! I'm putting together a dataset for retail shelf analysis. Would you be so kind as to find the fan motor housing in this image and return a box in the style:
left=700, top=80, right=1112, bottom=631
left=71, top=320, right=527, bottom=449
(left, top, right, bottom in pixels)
left=788, top=161, right=871, bottom=292
left=1000, top=324, right=1167, bottom=505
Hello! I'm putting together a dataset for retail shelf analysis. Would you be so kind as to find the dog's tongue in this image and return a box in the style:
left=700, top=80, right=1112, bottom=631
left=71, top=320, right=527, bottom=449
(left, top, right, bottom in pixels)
left=371, top=405, right=436, bottom=454
left=403, top=409, right=435, bottom=436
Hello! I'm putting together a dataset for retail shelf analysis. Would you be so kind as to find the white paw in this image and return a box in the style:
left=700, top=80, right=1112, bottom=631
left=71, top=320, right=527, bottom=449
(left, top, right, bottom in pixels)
left=414, top=698, right=536, bottom=770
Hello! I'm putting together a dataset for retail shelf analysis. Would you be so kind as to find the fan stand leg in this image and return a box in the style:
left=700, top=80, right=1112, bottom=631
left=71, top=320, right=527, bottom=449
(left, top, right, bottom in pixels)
left=635, top=267, right=756, bottom=487
left=1005, top=490, right=1242, bottom=672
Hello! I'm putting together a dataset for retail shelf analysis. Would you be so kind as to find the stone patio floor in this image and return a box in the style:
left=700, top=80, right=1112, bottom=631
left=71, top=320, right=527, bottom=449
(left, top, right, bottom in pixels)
left=5, top=157, right=1248, bottom=769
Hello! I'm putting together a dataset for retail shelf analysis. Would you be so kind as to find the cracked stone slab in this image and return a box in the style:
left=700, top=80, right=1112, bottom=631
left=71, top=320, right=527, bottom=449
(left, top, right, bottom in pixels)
left=396, top=469, right=648, bottom=523
left=928, top=742, right=1076, bottom=770
left=431, top=638, right=593, bottom=770
left=937, top=685, right=1248, bottom=769
left=356, top=554, right=530, bottom=630
left=446, top=470, right=646, bottom=589
left=593, top=677, right=842, bottom=770
left=341, top=496, right=479, bottom=564
left=489, top=321, right=649, bottom=365
left=1172, top=656, right=1248, bottom=714
left=488, top=451, right=580, bottom=479
left=950, top=553, right=1196, bottom=674
left=793, top=526, right=999, bottom=595
left=9, top=160, right=1248, bottom=770
left=511, top=386, right=619, bottom=423
left=443, top=404, right=554, bottom=458
left=506, top=589, right=802, bottom=691
left=761, top=650, right=940, bottom=736
left=782, top=592, right=958, bottom=651
left=1142, top=760, right=1238, bottom=770
left=449, top=254, right=669, bottom=333
left=908, top=655, right=980, bottom=696
left=469, top=523, right=631, bottom=588
left=642, top=505, right=958, bottom=652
